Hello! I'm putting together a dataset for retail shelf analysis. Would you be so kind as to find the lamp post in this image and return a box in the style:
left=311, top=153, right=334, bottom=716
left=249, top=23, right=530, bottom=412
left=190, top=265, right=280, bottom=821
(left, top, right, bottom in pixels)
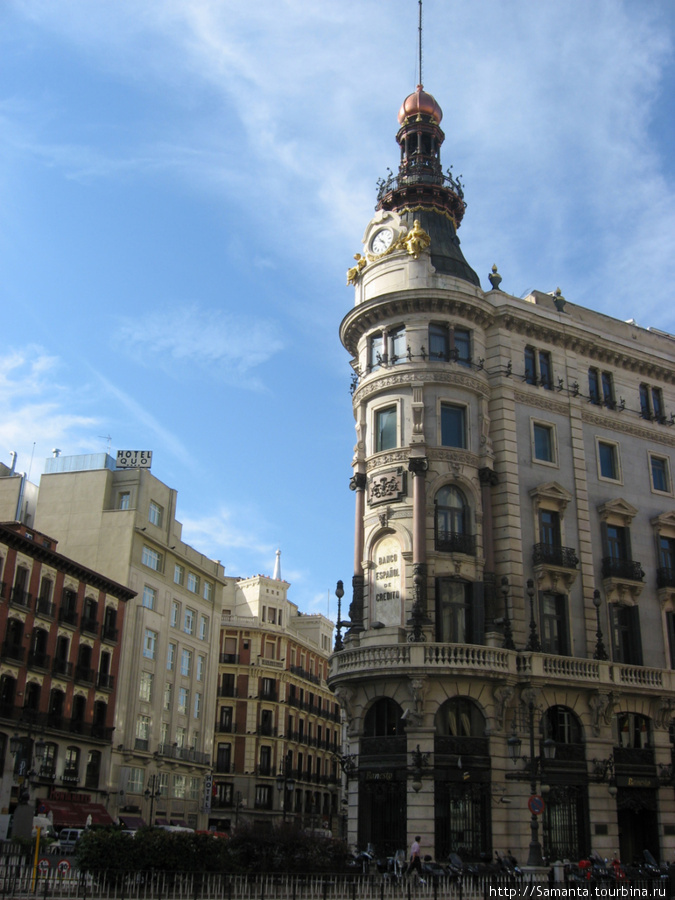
left=592, top=590, right=608, bottom=660
left=507, top=699, right=556, bottom=867
left=275, top=752, right=296, bottom=823
left=234, top=790, right=246, bottom=830
left=501, top=577, right=515, bottom=650
left=144, top=774, right=161, bottom=827
left=525, top=579, right=541, bottom=652
left=334, top=581, right=345, bottom=651
left=10, top=729, right=47, bottom=797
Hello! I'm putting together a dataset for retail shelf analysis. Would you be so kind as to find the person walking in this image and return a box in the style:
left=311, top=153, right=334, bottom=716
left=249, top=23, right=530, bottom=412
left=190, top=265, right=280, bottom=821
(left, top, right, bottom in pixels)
left=409, top=836, right=423, bottom=877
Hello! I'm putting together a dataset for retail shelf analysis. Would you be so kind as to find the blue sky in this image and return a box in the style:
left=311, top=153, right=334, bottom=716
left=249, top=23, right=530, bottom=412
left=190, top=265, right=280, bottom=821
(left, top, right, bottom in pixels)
left=1, top=0, right=674, bottom=619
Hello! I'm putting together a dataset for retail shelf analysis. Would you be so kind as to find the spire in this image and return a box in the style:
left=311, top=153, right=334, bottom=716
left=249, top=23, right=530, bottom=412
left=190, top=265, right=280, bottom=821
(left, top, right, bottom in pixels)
left=273, top=549, right=281, bottom=581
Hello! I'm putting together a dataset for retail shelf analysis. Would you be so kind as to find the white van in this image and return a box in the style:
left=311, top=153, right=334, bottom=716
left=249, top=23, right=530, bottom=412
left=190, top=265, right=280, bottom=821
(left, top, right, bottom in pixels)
left=58, top=828, right=85, bottom=853
left=32, top=816, right=59, bottom=841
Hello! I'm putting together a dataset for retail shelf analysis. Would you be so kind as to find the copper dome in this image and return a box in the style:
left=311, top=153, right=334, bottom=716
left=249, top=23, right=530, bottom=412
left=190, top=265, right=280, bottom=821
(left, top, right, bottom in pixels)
left=397, top=84, right=443, bottom=124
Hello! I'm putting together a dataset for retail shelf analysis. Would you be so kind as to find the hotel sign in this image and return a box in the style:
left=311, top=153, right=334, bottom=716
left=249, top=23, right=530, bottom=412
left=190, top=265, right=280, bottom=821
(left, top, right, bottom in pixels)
left=116, top=450, right=153, bottom=469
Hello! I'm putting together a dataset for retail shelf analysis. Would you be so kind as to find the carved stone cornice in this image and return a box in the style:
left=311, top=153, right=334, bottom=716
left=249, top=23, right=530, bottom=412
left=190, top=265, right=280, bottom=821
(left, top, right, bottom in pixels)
left=341, top=290, right=493, bottom=355
left=512, top=389, right=570, bottom=417
left=353, top=367, right=489, bottom=406
left=366, top=450, right=409, bottom=471
left=581, top=409, right=675, bottom=447
left=426, top=448, right=481, bottom=470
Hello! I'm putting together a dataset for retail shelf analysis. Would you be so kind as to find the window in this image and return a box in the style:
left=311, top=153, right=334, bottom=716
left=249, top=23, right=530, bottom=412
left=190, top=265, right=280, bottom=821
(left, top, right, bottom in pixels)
left=539, top=351, right=553, bottom=390
left=368, top=327, right=407, bottom=370
left=142, top=546, right=162, bottom=572
left=659, top=536, right=675, bottom=573
left=202, top=581, right=213, bottom=602
left=184, top=608, right=195, bottom=635
left=163, top=682, right=172, bottom=711
left=171, top=600, right=180, bottom=627
left=126, top=767, right=144, bottom=794
left=139, top=672, right=153, bottom=702
left=136, top=714, right=151, bottom=741
left=197, top=655, right=205, bottom=682
left=187, top=572, right=199, bottom=593
left=640, top=384, right=665, bottom=422
left=172, top=774, right=186, bottom=799
left=540, top=593, right=570, bottom=655
left=181, top=648, right=192, bottom=677
left=199, top=615, right=209, bottom=641
left=390, top=326, right=406, bottom=364
left=189, top=776, right=201, bottom=801
left=428, top=324, right=471, bottom=365
left=589, top=368, right=615, bottom=407
left=651, top=455, right=671, bottom=493
left=194, top=692, right=202, bottom=719
left=610, top=605, right=642, bottom=665
left=375, top=406, right=397, bottom=452
left=525, top=347, right=553, bottom=389
left=255, top=784, right=273, bottom=809
left=142, top=585, right=156, bottom=610
left=167, top=642, right=176, bottom=670
left=588, top=368, right=601, bottom=405
left=119, top=492, right=131, bottom=510
left=601, top=372, right=615, bottom=409
left=369, top=332, right=384, bottom=371
left=174, top=564, right=185, bottom=586
left=435, top=578, right=483, bottom=644
left=539, top=509, right=561, bottom=550
left=216, top=744, right=231, bottom=773
left=435, top=486, right=473, bottom=553
left=149, top=501, right=163, bottom=527
left=158, top=772, right=169, bottom=797
left=533, top=422, right=555, bottom=463
left=440, top=404, right=466, bottom=448
left=178, top=687, right=189, bottom=714
left=219, top=707, right=233, bottom=732
left=261, top=677, right=276, bottom=700
left=598, top=441, right=620, bottom=481
left=666, top=612, right=675, bottom=668
left=160, top=722, right=170, bottom=745
left=143, top=629, right=157, bottom=660
left=616, top=713, right=650, bottom=748
left=175, top=726, right=186, bottom=748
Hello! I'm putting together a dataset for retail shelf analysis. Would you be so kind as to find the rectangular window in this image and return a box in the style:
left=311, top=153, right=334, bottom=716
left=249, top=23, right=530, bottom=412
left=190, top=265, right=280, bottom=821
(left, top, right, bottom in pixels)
left=440, top=404, right=466, bottom=448
left=539, top=510, right=561, bottom=548
left=601, top=371, right=615, bottom=408
left=375, top=406, right=397, bottom=452
left=666, top=611, right=675, bottom=668
left=533, top=422, right=555, bottom=463
left=142, top=585, right=156, bottom=610
left=178, top=687, right=189, bottom=714
left=640, top=383, right=651, bottom=419
left=148, top=501, right=163, bottom=527
left=539, top=351, right=553, bottom=390
left=216, top=743, right=231, bottom=773
left=175, top=726, right=186, bottom=748
left=390, top=326, right=406, bottom=365
left=189, top=776, right=201, bottom=801
left=172, top=774, right=186, bottom=799
left=524, top=347, right=537, bottom=385
left=119, top=492, right=131, bottom=510
left=194, top=692, right=202, bottom=719
left=429, top=324, right=449, bottom=360
left=369, top=332, right=384, bottom=370
left=197, top=655, right=205, bottom=682
left=454, top=328, right=471, bottom=366
left=605, top=524, right=628, bottom=561
left=171, top=600, right=180, bottom=627
left=187, top=572, right=199, bottom=593
left=435, top=578, right=484, bottom=645
left=652, top=387, right=665, bottom=422
left=659, top=536, right=675, bottom=571
left=651, top=455, right=671, bottom=493
left=143, top=629, right=157, bottom=660
left=255, top=784, right=273, bottom=809
left=641, top=384, right=665, bottom=422
left=184, top=608, right=195, bottom=635
left=136, top=715, right=150, bottom=748
left=181, top=648, right=193, bottom=677
left=126, top=767, right=144, bottom=794
left=158, top=772, right=169, bottom=797
left=540, top=592, right=569, bottom=655
left=199, top=615, right=209, bottom=641
left=167, top=642, right=176, bottom=671
left=598, top=441, right=620, bottom=481
left=160, top=722, right=170, bottom=746
left=203, top=581, right=213, bottom=602
left=139, top=672, right=153, bottom=702
left=610, top=604, right=642, bottom=665
left=142, top=546, right=162, bottom=572
left=163, top=682, right=172, bottom=711
left=174, top=564, right=185, bottom=586
left=588, top=368, right=601, bottom=405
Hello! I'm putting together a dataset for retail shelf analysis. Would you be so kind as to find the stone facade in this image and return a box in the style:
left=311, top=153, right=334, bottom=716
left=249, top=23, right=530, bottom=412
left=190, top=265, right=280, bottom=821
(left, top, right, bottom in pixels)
left=329, top=84, right=675, bottom=866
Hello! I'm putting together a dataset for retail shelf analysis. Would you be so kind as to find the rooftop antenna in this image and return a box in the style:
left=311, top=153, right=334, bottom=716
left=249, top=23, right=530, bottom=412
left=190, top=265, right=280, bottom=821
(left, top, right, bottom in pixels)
left=418, top=0, right=423, bottom=86
left=98, top=434, right=112, bottom=455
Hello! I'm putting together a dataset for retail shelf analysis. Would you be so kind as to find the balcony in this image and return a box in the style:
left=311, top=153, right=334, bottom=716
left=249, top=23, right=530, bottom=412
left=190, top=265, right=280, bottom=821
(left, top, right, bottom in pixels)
left=156, top=743, right=210, bottom=766
left=532, top=544, right=578, bottom=568
left=58, top=608, right=79, bottom=628
left=97, top=673, right=115, bottom=691
left=214, top=760, right=232, bottom=774
left=434, top=530, right=476, bottom=555
left=52, top=659, right=73, bottom=678
left=219, top=653, right=239, bottom=664
left=102, top=625, right=118, bottom=643
left=257, top=724, right=277, bottom=737
left=80, top=617, right=99, bottom=637
left=35, top=598, right=55, bottom=619
left=61, top=769, right=80, bottom=787
left=9, top=586, right=32, bottom=611
left=135, top=738, right=149, bottom=752
left=601, top=558, right=644, bottom=581
left=74, top=665, right=95, bottom=686
left=27, top=650, right=50, bottom=672
left=1, top=642, right=25, bottom=664
left=290, top=665, right=321, bottom=686
left=657, top=567, right=675, bottom=589
left=217, top=684, right=237, bottom=698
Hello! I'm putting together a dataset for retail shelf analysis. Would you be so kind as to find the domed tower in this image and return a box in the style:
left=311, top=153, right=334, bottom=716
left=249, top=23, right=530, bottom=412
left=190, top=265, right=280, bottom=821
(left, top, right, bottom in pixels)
left=331, top=82, right=499, bottom=858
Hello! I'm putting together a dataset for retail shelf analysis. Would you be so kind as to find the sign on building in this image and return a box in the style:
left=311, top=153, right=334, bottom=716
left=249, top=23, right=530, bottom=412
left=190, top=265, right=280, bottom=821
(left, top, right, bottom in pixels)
left=203, top=773, right=213, bottom=811
left=116, top=451, right=153, bottom=469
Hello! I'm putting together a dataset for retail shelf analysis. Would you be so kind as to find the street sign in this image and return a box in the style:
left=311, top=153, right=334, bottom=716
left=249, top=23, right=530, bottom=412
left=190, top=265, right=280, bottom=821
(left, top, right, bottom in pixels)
left=37, top=858, right=50, bottom=873
left=528, top=794, right=545, bottom=816
left=56, top=860, right=71, bottom=875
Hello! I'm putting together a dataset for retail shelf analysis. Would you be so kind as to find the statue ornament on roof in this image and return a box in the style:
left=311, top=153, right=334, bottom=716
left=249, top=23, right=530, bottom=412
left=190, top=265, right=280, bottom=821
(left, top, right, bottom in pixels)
left=404, top=219, right=431, bottom=259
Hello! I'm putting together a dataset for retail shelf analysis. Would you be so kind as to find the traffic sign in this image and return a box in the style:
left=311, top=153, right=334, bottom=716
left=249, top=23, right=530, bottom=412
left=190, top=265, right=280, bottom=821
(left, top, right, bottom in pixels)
left=528, top=794, right=545, bottom=816
left=37, top=858, right=51, bottom=873
left=56, top=860, right=71, bottom=875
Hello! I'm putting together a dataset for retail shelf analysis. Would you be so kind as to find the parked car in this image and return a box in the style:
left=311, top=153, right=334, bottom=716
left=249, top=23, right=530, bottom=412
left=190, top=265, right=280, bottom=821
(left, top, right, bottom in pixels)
left=58, top=828, right=85, bottom=853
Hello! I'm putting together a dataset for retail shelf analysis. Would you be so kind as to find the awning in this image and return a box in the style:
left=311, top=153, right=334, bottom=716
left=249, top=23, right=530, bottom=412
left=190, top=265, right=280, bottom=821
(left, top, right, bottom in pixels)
left=119, top=815, right=146, bottom=830
left=37, top=801, right=114, bottom=829
left=155, top=818, right=169, bottom=826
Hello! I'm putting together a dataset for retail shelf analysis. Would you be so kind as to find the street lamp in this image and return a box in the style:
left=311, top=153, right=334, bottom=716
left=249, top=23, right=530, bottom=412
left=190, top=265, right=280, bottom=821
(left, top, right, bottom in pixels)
left=10, top=729, right=47, bottom=796
left=233, top=790, right=246, bottom=829
left=507, top=698, right=556, bottom=867
left=276, top=752, right=296, bottom=822
left=592, top=590, right=609, bottom=660
left=144, top=774, right=161, bottom=827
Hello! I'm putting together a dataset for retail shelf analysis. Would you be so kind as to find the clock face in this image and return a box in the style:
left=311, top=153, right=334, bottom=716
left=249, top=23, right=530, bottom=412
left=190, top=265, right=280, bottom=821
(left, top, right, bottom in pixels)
left=371, top=228, right=394, bottom=255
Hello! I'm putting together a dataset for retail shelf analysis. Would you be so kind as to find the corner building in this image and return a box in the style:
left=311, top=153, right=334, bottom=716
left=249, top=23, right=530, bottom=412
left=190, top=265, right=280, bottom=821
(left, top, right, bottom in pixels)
left=328, top=84, right=675, bottom=864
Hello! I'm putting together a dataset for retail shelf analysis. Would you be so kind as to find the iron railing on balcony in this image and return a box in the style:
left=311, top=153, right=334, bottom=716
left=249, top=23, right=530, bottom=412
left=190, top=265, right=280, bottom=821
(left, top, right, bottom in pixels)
left=27, top=651, right=50, bottom=671
left=102, top=625, right=119, bottom=643
left=52, top=659, right=73, bottom=678
left=290, top=665, right=321, bottom=686
left=58, top=607, right=79, bottom=627
left=80, top=617, right=99, bottom=636
left=217, top=684, right=237, bottom=698
left=97, top=673, right=115, bottom=690
left=601, top=558, right=645, bottom=581
left=532, top=544, right=579, bottom=568
left=156, top=743, right=210, bottom=766
left=9, top=586, right=32, bottom=610
left=74, top=665, right=95, bottom=685
left=1, top=642, right=25, bottom=663
left=657, top=567, right=675, bottom=588
left=219, top=653, right=239, bottom=664
left=434, top=530, right=476, bottom=555
left=35, top=598, right=55, bottom=618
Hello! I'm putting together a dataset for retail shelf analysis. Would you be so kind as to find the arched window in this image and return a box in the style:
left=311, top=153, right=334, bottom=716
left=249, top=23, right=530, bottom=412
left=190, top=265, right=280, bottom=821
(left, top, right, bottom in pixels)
left=542, top=706, right=583, bottom=745
left=435, top=698, right=486, bottom=737
left=435, top=487, right=474, bottom=554
left=64, top=747, right=80, bottom=784
left=364, top=698, right=404, bottom=737
left=615, top=712, right=650, bottom=748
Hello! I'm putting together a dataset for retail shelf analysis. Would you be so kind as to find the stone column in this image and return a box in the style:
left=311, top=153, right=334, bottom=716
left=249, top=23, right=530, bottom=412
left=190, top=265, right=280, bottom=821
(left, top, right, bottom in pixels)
left=348, top=472, right=367, bottom=633
left=408, top=457, right=429, bottom=641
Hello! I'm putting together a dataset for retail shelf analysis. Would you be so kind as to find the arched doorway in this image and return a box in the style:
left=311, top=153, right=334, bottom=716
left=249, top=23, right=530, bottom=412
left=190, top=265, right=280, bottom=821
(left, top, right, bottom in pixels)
left=434, top=697, right=491, bottom=862
left=358, top=698, right=406, bottom=854
left=614, top=712, right=660, bottom=863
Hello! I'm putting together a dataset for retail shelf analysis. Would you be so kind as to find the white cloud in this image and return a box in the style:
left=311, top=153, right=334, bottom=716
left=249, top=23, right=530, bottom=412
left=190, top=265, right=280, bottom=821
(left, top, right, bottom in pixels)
left=179, top=507, right=277, bottom=575
left=113, top=304, right=284, bottom=388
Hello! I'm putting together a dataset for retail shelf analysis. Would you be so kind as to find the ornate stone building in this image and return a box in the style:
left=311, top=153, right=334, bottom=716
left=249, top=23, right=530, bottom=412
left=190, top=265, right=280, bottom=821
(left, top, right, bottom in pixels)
left=328, top=81, right=675, bottom=865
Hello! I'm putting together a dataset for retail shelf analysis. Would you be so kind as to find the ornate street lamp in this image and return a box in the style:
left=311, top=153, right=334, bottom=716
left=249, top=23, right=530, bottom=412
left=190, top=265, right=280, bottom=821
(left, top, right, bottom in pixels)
left=276, top=752, right=296, bottom=822
left=592, top=590, right=609, bottom=660
left=144, top=774, right=161, bottom=827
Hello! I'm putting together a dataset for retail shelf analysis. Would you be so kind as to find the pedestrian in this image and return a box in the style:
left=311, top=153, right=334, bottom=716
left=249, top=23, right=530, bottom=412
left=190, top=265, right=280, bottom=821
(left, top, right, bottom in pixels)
left=409, top=835, right=422, bottom=877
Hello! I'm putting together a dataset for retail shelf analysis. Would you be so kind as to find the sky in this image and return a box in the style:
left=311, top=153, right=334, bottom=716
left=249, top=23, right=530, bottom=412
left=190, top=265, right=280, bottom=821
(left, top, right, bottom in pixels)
left=1, top=0, right=675, bottom=620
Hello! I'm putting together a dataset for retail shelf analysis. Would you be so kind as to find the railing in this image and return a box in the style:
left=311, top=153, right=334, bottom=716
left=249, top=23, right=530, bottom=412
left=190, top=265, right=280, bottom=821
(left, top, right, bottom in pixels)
left=532, top=543, right=579, bottom=568
left=52, top=659, right=73, bottom=678
left=259, top=657, right=283, bottom=670
left=9, top=586, right=32, bottom=610
left=27, top=650, right=50, bottom=671
left=156, top=744, right=210, bottom=766
left=290, top=665, right=321, bottom=686
left=219, top=653, right=239, bottom=664
left=601, top=557, right=644, bottom=581
left=1, top=642, right=24, bottom=663
left=35, top=598, right=55, bottom=618
left=214, top=761, right=232, bottom=774
left=435, top=530, right=476, bottom=555
left=58, top=608, right=79, bottom=627
left=97, top=673, right=115, bottom=690
left=424, top=644, right=511, bottom=671
left=102, top=625, right=119, bottom=642
left=74, top=665, right=95, bottom=685
left=81, top=617, right=99, bottom=636
left=217, top=685, right=237, bottom=698
left=657, top=567, right=675, bottom=588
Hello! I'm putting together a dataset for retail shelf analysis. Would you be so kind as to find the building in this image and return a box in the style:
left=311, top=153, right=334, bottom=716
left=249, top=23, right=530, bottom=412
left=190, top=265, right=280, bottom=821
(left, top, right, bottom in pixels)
left=1, top=452, right=231, bottom=830
left=0, top=517, right=134, bottom=829
left=211, top=560, right=341, bottom=834
left=328, top=81, right=675, bottom=865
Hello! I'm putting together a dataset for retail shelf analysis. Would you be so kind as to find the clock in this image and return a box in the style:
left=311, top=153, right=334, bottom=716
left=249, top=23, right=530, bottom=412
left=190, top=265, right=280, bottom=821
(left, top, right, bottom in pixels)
left=370, top=228, right=394, bottom=255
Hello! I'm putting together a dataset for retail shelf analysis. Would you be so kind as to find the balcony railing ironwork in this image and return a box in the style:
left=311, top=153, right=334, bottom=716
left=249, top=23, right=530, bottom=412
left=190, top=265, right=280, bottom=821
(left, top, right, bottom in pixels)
left=58, top=608, right=79, bottom=628
left=27, top=651, right=50, bottom=671
left=532, top=544, right=579, bottom=568
left=1, top=642, right=25, bottom=663
left=657, top=567, right=675, bottom=588
left=9, top=587, right=32, bottom=610
left=80, top=617, right=99, bottom=636
left=434, top=530, right=476, bottom=555
left=35, top=598, right=55, bottom=618
left=52, top=659, right=73, bottom=678
left=601, top=558, right=644, bottom=581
